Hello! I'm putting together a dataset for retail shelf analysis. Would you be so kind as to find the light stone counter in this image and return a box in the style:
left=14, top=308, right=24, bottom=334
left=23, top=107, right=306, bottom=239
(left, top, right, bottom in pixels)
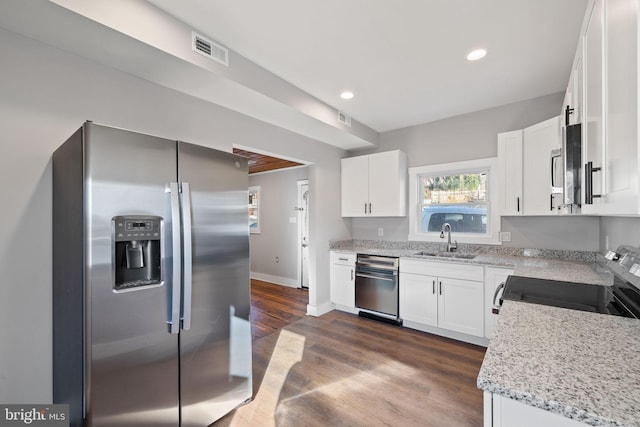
left=477, top=301, right=640, bottom=427
left=331, top=240, right=633, bottom=424
left=330, top=240, right=612, bottom=286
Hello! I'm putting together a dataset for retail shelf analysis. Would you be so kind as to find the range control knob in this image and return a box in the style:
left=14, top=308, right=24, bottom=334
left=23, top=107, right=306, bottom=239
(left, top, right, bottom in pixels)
left=605, top=251, right=620, bottom=261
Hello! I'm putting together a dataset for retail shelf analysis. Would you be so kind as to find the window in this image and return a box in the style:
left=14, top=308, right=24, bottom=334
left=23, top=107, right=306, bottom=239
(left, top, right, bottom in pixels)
left=248, top=186, right=260, bottom=234
left=409, top=158, right=500, bottom=244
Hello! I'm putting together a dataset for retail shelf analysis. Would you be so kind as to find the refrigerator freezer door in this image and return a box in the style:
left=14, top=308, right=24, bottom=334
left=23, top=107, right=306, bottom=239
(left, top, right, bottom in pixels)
left=177, top=142, right=252, bottom=426
left=85, top=123, right=180, bottom=426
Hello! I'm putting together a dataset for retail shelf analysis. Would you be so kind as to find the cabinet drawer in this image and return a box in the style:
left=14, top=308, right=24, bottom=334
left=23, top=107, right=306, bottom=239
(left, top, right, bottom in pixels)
left=400, top=259, right=483, bottom=281
left=331, top=251, right=356, bottom=265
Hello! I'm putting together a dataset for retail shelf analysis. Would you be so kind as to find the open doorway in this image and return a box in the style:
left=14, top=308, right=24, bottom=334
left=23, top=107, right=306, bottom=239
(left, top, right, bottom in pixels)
left=233, top=146, right=312, bottom=298
left=297, top=180, right=309, bottom=289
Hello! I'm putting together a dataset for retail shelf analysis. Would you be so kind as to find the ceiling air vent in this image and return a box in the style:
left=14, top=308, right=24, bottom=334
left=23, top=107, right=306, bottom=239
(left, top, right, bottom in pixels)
left=338, top=110, right=352, bottom=127
left=192, top=32, right=229, bottom=67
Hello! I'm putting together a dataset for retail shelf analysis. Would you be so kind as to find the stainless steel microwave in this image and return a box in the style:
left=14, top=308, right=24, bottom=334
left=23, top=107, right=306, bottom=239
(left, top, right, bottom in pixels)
left=551, top=123, right=582, bottom=210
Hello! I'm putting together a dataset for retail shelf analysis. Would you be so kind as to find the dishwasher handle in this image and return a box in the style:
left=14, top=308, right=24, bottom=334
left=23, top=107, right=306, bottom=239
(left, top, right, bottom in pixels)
left=492, top=282, right=506, bottom=314
left=355, top=272, right=395, bottom=282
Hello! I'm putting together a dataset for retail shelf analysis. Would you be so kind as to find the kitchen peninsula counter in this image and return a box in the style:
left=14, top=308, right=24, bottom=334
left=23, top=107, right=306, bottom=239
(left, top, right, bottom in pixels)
left=477, top=301, right=640, bottom=426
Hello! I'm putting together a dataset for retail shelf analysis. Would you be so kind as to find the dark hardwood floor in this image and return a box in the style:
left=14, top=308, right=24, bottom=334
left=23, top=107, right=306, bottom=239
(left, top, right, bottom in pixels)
left=214, top=279, right=486, bottom=427
left=249, top=280, right=308, bottom=341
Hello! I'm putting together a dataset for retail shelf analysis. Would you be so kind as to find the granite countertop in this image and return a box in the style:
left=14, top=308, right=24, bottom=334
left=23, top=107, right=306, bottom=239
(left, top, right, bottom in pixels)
left=330, top=240, right=613, bottom=286
left=331, top=240, right=635, bottom=424
left=478, top=301, right=640, bottom=426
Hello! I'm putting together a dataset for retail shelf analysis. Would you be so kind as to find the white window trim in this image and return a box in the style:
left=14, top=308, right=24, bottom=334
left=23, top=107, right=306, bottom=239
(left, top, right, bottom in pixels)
left=408, top=157, right=501, bottom=245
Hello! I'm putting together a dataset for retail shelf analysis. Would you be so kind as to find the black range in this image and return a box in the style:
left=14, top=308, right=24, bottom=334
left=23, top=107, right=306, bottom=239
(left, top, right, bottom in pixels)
left=493, top=245, right=640, bottom=319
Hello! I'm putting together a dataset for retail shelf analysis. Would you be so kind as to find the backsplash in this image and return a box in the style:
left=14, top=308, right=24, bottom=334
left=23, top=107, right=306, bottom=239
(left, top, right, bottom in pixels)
left=330, top=239, right=599, bottom=263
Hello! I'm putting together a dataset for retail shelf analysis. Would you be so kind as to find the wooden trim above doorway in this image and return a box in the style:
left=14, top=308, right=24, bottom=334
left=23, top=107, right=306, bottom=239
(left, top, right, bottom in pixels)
left=233, top=148, right=303, bottom=174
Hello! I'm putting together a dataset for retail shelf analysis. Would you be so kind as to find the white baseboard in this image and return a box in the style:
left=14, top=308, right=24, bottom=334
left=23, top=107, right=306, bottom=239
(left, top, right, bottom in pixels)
left=250, top=272, right=299, bottom=288
left=402, top=320, right=489, bottom=347
left=306, top=301, right=334, bottom=317
left=333, top=304, right=358, bottom=315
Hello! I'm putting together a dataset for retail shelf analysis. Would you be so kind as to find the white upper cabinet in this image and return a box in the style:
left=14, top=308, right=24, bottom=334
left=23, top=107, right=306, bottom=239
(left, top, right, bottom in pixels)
left=341, top=155, right=370, bottom=216
left=497, top=117, right=560, bottom=217
left=561, top=45, right=583, bottom=127
left=341, top=150, right=407, bottom=217
left=497, top=130, right=524, bottom=216
left=582, top=0, right=606, bottom=213
left=578, top=0, right=640, bottom=215
left=600, top=0, right=638, bottom=214
left=523, top=116, right=562, bottom=216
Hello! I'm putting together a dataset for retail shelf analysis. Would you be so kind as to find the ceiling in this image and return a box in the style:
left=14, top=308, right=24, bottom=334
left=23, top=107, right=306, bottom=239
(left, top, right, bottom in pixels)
left=148, top=0, right=588, bottom=133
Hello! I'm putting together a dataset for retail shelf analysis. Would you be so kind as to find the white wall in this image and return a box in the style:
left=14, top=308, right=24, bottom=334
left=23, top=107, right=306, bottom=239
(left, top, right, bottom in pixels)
left=0, top=28, right=350, bottom=404
left=249, top=167, right=309, bottom=286
left=349, top=93, right=600, bottom=251
left=600, top=217, right=640, bottom=251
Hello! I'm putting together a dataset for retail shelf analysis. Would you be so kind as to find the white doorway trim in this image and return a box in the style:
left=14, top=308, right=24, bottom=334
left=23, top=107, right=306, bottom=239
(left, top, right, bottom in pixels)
left=296, top=179, right=309, bottom=289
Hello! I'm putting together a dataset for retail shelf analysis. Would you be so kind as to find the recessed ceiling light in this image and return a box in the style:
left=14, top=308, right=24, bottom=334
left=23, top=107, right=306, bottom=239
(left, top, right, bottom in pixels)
left=466, top=49, right=487, bottom=61
left=340, top=91, right=354, bottom=100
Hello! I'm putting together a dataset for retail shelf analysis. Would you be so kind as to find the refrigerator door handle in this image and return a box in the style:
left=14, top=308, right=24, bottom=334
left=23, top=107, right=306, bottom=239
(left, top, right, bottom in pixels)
left=181, top=182, right=193, bottom=331
left=168, top=182, right=182, bottom=334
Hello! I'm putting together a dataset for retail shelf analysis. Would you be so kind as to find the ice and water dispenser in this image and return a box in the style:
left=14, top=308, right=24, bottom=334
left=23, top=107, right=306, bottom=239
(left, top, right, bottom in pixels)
left=112, top=216, right=162, bottom=291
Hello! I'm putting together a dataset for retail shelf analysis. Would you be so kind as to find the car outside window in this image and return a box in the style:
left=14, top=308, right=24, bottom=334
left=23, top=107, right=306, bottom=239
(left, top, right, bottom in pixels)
left=408, top=158, right=500, bottom=245
left=422, top=207, right=487, bottom=233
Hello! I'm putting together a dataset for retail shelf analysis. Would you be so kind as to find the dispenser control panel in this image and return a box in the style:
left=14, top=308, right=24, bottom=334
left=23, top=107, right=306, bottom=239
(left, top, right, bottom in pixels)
left=112, top=215, right=163, bottom=291
left=114, top=217, right=161, bottom=242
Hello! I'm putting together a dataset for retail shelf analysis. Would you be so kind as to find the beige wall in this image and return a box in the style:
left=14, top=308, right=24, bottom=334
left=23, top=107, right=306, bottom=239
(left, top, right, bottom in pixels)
left=0, top=28, right=350, bottom=404
left=249, top=167, right=309, bottom=285
left=349, top=93, right=600, bottom=251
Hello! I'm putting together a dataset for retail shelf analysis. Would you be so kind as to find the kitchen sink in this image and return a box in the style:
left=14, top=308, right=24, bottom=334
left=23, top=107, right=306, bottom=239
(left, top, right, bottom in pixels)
left=414, top=251, right=477, bottom=260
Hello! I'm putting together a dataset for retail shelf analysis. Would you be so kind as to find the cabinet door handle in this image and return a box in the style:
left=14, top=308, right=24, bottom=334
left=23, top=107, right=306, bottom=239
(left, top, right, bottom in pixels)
left=550, top=193, right=553, bottom=211
left=565, top=105, right=574, bottom=126
left=516, top=197, right=520, bottom=212
left=351, top=268, right=354, bottom=281
left=364, top=203, right=368, bottom=214
left=432, top=280, right=435, bottom=295
left=369, top=202, right=372, bottom=214
left=585, top=161, right=602, bottom=204
left=439, top=281, right=442, bottom=295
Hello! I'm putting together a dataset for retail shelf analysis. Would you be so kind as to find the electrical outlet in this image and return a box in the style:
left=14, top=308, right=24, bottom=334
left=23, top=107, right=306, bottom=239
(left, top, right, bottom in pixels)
left=289, top=217, right=296, bottom=223
left=275, top=257, right=279, bottom=263
left=605, top=235, right=609, bottom=250
left=499, top=231, right=511, bottom=242
left=378, top=227, right=384, bottom=237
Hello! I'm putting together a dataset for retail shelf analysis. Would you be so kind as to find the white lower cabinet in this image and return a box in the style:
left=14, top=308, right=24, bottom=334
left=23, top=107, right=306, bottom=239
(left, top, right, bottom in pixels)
left=400, top=272, right=438, bottom=326
left=400, top=259, right=484, bottom=338
left=438, top=276, right=484, bottom=336
left=330, top=252, right=356, bottom=309
left=484, top=392, right=588, bottom=427
left=484, top=267, right=514, bottom=339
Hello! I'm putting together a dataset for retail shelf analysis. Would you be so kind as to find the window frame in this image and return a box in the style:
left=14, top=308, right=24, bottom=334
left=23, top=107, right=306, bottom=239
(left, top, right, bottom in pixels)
left=408, top=157, right=501, bottom=245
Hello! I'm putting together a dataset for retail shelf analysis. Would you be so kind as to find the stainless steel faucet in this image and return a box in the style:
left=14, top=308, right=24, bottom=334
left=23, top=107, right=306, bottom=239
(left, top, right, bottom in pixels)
left=440, top=223, right=458, bottom=252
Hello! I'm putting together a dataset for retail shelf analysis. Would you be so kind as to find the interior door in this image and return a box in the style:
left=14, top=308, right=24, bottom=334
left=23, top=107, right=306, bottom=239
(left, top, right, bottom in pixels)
left=177, top=142, right=252, bottom=427
left=298, top=181, right=310, bottom=288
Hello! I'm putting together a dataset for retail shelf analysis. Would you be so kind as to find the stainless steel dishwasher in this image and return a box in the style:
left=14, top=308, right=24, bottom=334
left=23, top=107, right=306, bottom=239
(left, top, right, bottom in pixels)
left=355, top=254, right=401, bottom=323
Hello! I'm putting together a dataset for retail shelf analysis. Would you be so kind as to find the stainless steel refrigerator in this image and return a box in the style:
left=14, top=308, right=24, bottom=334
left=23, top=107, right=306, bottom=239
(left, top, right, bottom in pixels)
left=53, top=122, right=252, bottom=427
